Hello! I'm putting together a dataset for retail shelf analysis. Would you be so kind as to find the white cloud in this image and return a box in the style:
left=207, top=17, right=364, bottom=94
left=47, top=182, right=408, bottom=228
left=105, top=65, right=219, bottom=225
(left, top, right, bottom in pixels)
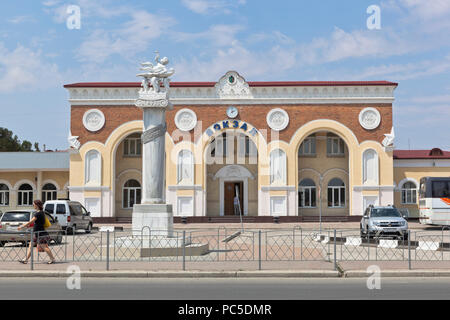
left=0, top=43, right=62, bottom=93
left=181, top=0, right=245, bottom=14
left=8, top=15, right=36, bottom=24
left=173, top=43, right=296, bottom=81
left=172, top=24, right=244, bottom=47
left=77, top=11, right=176, bottom=63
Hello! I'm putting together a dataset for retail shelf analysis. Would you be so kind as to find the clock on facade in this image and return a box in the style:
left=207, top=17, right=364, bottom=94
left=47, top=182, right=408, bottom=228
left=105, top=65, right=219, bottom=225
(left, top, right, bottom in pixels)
left=226, top=106, right=238, bottom=118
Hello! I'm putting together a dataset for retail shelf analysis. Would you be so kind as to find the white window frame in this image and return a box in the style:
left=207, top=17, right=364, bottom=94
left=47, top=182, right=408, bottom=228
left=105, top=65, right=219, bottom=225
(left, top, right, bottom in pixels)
left=124, top=136, right=142, bottom=156
left=327, top=179, right=346, bottom=208
left=299, top=137, right=316, bottom=156
left=299, top=186, right=316, bottom=208
left=122, top=180, right=141, bottom=209
left=401, top=182, right=417, bottom=204
left=327, top=136, right=345, bottom=156
left=42, top=183, right=57, bottom=203
left=0, top=184, right=9, bottom=206
left=18, top=185, right=33, bottom=206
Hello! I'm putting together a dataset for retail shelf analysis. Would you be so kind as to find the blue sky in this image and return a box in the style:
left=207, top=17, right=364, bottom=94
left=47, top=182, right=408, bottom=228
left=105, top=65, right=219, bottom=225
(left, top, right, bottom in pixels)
left=0, top=0, right=449, bottom=151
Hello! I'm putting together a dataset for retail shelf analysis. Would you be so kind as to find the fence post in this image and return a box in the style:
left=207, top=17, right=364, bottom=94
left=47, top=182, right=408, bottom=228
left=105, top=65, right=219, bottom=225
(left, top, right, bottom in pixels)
left=258, top=230, right=262, bottom=271
left=182, top=230, right=186, bottom=271
left=333, top=229, right=337, bottom=271
left=72, top=227, right=75, bottom=262
left=106, top=230, right=110, bottom=271
left=442, top=227, right=444, bottom=261
left=217, top=228, right=220, bottom=262
left=292, top=228, right=295, bottom=261
left=100, top=231, right=103, bottom=262
left=30, top=231, right=34, bottom=271
left=300, top=228, right=303, bottom=261
left=64, top=229, right=67, bottom=262
left=408, top=230, right=411, bottom=270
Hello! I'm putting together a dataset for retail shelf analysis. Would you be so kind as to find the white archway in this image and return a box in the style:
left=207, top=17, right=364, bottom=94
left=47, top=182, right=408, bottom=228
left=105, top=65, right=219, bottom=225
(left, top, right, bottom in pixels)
left=213, top=165, right=255, bottom=216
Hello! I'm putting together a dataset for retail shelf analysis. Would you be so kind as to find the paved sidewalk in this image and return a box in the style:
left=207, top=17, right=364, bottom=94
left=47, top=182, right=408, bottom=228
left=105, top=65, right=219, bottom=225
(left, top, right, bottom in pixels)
left=2, top=259, right=450, bottom=278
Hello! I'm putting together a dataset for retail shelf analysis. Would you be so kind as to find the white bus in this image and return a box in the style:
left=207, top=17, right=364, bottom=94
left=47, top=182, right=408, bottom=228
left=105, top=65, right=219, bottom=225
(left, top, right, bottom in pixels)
left=419, top=177, right=450, bottom=225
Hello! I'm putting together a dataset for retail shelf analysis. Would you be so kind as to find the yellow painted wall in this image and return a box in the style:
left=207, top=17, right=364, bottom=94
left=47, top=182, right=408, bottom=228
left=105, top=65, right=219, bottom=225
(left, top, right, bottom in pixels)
left=394, top=166, right=450, bottom=217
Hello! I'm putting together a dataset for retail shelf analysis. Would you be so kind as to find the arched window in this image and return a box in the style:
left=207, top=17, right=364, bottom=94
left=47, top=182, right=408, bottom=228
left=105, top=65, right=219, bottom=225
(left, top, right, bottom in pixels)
left=177, top=150, right=194, bottom=184
left=270, top=149, right=286, bottom=184
left=85, top=150, right=101, bottom=185
left=123, top=179, right=141, bottom=209
left=401, top=181, right=417, bottom=204
left=363, top=149, right=379, bottom=185
left=18, top=184, right=33, bottom=206
left=42, top=183, right=57, bottom=202
left=328, top=178, right=345, bottom=208
left=0, top=184, right=9, bottom=206
left=299, top=179, right=316, bottom=208
left=123, top=133, right=142, bottom=156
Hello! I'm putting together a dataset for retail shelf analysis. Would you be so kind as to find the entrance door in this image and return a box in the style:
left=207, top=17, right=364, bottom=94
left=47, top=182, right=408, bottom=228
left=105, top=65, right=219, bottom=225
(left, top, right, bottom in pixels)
left=224, top=181, right=243, bottom=216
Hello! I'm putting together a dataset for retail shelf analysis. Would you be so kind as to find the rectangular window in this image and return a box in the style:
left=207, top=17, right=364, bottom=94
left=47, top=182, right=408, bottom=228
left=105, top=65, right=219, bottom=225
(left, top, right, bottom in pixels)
left=402, top=189, right=417, bottom=204
left=44, top=204, right=54, bottom=214
left=18, top=191, right=33, bottom=206
left=432, top=181, right=450, bottom=198
left=299, top=187, right=316, bottom=208
left=299, top=137, right=316, bottom=156
left=0, top=191, right=9, bottom=206
left=328, top=187, right=345, bottom=208
left=124, top=138, right=142, bottom=156
left=56, top=204, right=66, bottom=214
left=327, top=137, right=345, bottom=156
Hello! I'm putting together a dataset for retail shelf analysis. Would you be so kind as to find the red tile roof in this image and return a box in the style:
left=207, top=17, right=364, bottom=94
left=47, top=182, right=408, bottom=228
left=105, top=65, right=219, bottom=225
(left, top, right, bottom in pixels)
left=64, top=80, right=398, bottom=88
left=394, top=148, right=450, bottom=159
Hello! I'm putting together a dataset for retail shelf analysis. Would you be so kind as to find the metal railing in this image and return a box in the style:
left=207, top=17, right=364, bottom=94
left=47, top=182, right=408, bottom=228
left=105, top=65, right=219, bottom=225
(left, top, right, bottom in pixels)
left=1, top=226, right=450, bottom=270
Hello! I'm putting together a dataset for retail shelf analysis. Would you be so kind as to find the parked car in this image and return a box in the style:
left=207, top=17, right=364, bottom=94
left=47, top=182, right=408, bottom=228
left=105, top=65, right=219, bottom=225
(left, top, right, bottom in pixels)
left=43, top=200, right=93, bottom=234
left=360, top=205, right=409, bottom=240
left=0, top=210, right=63, bottom=247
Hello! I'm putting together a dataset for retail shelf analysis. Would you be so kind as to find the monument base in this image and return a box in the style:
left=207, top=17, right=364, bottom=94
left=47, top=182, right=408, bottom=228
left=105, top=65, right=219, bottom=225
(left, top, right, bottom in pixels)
left=132, top=204, right=173, bottom=237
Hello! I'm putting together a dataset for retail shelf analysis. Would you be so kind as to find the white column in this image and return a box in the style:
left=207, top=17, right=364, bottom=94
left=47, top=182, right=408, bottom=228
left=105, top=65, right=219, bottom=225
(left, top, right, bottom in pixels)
left=142, top=108, right=166, bottom=204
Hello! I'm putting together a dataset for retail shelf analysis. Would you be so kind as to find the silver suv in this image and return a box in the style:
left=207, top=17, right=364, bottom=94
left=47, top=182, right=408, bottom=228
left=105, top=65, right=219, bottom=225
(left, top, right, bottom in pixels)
left=360, top=205, right=409, bottom=240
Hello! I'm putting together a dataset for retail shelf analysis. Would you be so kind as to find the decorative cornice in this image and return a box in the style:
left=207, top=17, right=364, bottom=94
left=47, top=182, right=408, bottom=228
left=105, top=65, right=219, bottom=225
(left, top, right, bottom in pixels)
left=66, top=84, right=396, bottom=106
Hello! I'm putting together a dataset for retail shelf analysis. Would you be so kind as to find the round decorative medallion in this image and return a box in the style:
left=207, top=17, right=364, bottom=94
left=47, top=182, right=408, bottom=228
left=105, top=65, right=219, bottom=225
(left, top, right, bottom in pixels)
left=228, top=75, right=236, bottom=85
left=82, top=109, right=105, bottom=132
left=175, top=108, right=197, bottom=131
left=359, top=107, right=381, bottom=130
left=266, top=108, right=289, bottom=131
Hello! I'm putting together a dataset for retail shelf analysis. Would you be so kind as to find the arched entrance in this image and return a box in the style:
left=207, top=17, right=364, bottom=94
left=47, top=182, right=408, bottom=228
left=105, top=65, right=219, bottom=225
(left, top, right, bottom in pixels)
left=113, top=131, right=143, bottom=218
left=291, top=120, right=359, bottom=217
left=204, top=131, right=258, bottom=216
left=297, top=130, right=350, bottom=217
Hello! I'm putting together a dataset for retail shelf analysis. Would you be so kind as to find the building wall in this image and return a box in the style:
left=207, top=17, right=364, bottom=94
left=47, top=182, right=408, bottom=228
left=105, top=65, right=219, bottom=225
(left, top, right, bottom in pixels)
left=0, top=171, right=69, bottom=212
left=394, top=164, right=450, bottom=217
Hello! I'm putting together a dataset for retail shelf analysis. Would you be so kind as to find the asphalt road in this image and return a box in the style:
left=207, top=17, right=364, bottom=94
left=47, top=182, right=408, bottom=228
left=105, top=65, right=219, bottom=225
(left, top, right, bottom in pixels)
left=0, top=277, right=450, bottom=300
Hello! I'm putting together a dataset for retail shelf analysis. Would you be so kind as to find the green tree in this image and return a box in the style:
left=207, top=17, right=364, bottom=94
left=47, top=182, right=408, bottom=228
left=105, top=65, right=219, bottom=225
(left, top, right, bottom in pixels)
left=0, top=127, right=39, bottom=152
left=34, top=142, right=40, bottom=152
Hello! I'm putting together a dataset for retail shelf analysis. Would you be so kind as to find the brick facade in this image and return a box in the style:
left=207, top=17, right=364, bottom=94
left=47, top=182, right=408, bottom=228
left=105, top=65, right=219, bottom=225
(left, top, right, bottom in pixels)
left=72, top=103, right=392, bottom=146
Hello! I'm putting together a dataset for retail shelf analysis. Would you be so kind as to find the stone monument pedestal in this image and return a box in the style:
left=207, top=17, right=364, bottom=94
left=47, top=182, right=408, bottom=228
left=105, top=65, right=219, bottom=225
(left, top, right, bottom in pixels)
left=132, top=204, right=173, bottom=237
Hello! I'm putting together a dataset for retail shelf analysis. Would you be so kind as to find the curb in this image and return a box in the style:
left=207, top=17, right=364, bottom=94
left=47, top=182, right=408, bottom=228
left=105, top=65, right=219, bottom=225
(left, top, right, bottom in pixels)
left=0, top=270, right=340, bottom=278
left=344, top=269, right=450, bottom=278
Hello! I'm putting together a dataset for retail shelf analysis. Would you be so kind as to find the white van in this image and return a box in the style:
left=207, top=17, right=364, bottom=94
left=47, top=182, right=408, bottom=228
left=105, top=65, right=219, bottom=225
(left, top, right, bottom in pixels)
left=44, top=200, right=93, bottom=234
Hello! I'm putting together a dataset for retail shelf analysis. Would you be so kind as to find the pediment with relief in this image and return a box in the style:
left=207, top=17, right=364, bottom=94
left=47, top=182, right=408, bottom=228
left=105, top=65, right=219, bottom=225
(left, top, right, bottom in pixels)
left=215, top=71, right=252, bottom=99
